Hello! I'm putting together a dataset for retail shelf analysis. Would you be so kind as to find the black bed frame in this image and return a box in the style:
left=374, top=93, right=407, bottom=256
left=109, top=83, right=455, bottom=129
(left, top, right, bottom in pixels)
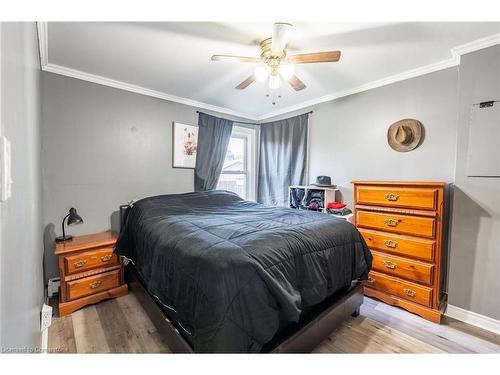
left=119, top=204, right=364, bottom=353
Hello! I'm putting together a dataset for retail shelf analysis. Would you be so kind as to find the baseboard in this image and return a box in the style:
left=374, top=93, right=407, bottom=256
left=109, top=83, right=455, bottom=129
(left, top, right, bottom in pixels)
left=446, top=304, right=500, bottom=335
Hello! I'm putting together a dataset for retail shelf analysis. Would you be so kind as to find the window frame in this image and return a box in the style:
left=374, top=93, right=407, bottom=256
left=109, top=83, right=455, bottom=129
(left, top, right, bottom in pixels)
left=218, top=125, right=257, bottom=201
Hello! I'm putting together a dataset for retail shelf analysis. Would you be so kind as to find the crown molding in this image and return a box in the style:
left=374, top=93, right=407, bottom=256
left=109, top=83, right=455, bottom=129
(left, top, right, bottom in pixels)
left=37, top=21, right=48, bottom=67
left=256, top=57, right=460, bottom=121
left=37, top=22, right=500, bottom=122
left=451, top=32, right=500, bottom=58
left=42, top=63, right=259, bottom=120
left=36, top=22, right=258, bottom=121
left=257, top=32, right=500, bottom=120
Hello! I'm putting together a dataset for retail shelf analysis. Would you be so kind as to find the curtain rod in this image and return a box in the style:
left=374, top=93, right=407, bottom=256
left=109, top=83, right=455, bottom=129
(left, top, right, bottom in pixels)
left=196, top=110, right=313, bottom=125
left=195, top=111, right=257, bottom=125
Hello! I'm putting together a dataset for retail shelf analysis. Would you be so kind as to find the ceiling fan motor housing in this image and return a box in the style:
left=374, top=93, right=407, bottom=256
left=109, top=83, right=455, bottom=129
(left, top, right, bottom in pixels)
left=260, top=38, right=286, bottom=76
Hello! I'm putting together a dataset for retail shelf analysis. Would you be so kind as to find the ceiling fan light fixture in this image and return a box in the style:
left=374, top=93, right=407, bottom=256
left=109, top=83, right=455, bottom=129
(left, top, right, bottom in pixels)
left=269, top=74, right=281, bottom=90
left=212, top=23, right=341, bottom=93
left=278, top=63, right=294, bottom=80
left=254, top=65, right=270, bottom=82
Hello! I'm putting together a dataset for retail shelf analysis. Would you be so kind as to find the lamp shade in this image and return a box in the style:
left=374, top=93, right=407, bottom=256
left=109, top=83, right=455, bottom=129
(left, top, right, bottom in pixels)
left=67, top=207, right=83, bottom=226
left=55, top=207, right=84, bottom=242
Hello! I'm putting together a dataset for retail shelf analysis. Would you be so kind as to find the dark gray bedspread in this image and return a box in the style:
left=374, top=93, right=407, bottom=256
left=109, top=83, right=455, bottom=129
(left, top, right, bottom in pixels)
left=115, top=190, right=372, bottom=352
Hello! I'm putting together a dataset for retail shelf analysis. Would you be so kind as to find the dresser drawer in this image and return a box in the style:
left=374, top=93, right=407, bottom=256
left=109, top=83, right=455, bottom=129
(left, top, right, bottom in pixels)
left=356, top=186, right=438, bottom=210
left=359, top=229, right=435, bottom=261
left=64, top=246, right=117, bottom=274
left=66, top=269, right=121, bottom=300
left=365, top=271, right=433, bottom=307
left=356, top=210, right=435, bottom=238
left=370, top=250, right=434, bottom=285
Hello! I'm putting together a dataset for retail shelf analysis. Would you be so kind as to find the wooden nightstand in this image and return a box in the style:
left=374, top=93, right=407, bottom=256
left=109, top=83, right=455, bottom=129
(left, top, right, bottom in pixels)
left=54, top=231, right=128, bottom=316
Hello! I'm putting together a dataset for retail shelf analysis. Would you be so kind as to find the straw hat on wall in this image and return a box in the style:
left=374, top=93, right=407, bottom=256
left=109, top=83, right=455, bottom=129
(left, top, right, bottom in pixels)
left=387, top=119, right=423, bottom=152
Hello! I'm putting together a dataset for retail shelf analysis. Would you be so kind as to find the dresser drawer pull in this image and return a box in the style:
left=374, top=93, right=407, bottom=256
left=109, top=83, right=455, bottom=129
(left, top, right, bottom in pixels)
left=367, top=277, right=375, bottom=284
left=384, top=193, right=400, bottom=202
left=383, top=240, right=398, bottom=248
left=74, top=260, right=87, bottom=268
left=382, top=260, right=397, bottom=270
left=101, top=254, right=113, bottom=262
left=403, top=288, right=416, bottom=297
left=384, top=219, right=399, bottom=227
left=89, top=280, right=102, bottom=289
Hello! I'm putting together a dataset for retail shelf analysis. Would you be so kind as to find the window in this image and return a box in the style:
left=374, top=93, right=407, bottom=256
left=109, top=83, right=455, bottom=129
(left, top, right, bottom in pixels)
left=217, top=126, right=256, bottom=201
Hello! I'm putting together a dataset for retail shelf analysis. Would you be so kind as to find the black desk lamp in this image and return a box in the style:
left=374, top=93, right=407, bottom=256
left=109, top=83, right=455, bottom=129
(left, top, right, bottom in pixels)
left=55, top=208, right=84, bottom=242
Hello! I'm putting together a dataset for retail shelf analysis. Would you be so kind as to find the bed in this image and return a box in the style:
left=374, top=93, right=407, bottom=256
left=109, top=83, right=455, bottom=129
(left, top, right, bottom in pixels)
left=116, top=190, right=372, bottom=353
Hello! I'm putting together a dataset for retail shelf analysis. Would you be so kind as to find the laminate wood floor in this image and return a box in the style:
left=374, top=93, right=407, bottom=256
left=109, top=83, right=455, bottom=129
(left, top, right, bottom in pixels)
left=48, top=293, right=500, bottom=354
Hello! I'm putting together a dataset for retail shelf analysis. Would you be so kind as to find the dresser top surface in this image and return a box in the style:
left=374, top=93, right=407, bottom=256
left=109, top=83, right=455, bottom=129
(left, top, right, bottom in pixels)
left=351, top=181, right=448, bottom=187
left=55, top=231, right=118, bottom=255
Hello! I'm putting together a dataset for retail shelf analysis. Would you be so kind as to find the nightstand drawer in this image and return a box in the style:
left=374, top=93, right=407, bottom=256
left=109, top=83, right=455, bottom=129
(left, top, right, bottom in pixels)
left=356, top=186, right=438, bottom=210
left=371, top=250, right=434, bottom=285
left=356, top=210, right=435, bottom=238
left=365, top=271, right=433, bottom=307
left=64, top=246, right=117, bottom=274
left=67, top=269, right=121, bottom=300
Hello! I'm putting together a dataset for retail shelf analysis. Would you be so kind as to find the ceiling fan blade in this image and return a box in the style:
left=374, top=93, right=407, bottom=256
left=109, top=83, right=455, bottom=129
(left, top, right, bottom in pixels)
left=271, top=22, right=292, bottom=56
left=211, top=55, right=261, bottom=63
left=288, top=75, right=306, bottom=91
left=235, top=74, right=256, bottom=90
left=288, top=51, right=341, bottom=64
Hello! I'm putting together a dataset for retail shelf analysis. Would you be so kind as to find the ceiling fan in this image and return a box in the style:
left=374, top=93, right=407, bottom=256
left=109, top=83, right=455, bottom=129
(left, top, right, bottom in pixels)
left=211, top=23, right=341, bottom=91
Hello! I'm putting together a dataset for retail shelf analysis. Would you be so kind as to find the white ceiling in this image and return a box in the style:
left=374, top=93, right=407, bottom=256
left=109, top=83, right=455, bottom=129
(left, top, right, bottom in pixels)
left=42, top=22, right=500, bottom=120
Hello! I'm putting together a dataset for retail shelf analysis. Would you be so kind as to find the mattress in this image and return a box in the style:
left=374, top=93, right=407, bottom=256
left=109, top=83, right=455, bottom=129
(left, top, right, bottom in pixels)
left=115, top=190, right=372, bottom=352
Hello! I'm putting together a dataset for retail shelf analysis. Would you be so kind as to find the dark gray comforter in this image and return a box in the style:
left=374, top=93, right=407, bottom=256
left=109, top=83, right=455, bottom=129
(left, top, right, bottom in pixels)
left=115, top=190, right=372, bottom=352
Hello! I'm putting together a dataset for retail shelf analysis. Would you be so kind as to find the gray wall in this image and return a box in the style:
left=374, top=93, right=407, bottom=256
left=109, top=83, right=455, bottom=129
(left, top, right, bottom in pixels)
left=41, top=72, right=254, bottom=282
left=448, top=45, right=500, bottom=320
left=41, top=46, right=500, bottom=321
left=267, top=55, right=500, bottom=321
left=265, top=68, right=459, bottom=207
left=0, top=23, right=44, bottom=350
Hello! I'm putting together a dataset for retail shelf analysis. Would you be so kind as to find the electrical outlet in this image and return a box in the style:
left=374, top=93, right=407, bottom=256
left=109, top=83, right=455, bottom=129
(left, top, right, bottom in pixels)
left=47, top=277, right=60, bottom=297
left=40, top=304, right=52, bottom=332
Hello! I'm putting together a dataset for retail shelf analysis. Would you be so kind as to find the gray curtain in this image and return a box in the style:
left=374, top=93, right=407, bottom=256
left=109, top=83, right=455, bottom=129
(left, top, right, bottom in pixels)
left=194, top=112, right=233, bottom=191
left=257, top=113, right=309, bottom=206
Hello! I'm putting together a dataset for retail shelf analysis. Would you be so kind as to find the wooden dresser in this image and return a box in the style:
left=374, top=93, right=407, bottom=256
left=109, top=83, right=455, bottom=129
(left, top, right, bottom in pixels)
left=352, top=181, right=448, bottom=323
left=55, top=231, right=128, bottom=316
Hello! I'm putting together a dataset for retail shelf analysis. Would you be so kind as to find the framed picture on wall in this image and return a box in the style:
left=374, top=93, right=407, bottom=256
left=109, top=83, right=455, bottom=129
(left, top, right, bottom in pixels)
left=172, top=122, right=198, bottom=169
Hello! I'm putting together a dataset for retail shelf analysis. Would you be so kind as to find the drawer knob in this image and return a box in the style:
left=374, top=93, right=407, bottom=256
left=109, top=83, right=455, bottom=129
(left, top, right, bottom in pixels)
left=101, top=254, right=113, bottom=262
left=384, top=219, right=399, bottom=227
left=383, top=240, right=398, bottom=248
left=89, top=280, right=102, bottom=289
left=74, top=260, right=87, bottom=268
left=382, top=260, right=397, bottom=269
left=403, top=288, right=416, bottom=297
left=385, top=193, right=400, bottom=202
left=367, top=277, right=375, bottom=284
